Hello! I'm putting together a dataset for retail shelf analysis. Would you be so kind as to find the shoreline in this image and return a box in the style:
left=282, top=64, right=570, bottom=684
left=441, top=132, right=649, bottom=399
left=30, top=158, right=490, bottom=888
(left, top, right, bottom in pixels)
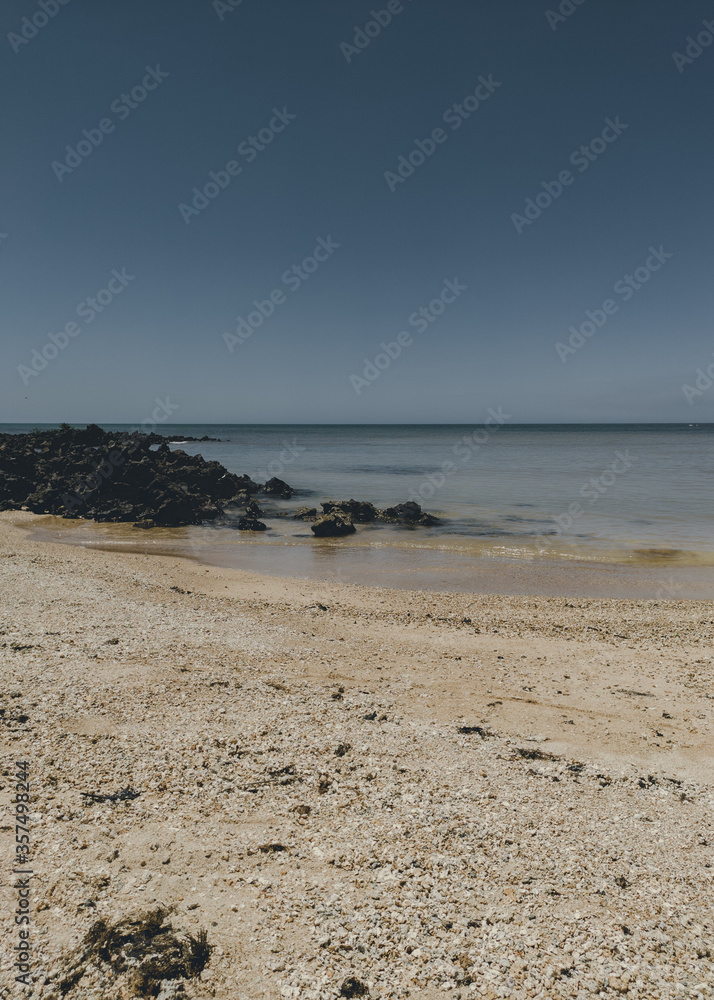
left=21, top=512, right=714, bottom=601
left=1, top=511, right=713, bottom=998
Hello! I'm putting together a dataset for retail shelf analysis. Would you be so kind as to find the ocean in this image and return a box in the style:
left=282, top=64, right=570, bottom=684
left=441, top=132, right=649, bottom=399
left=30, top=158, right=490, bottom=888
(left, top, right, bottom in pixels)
left=7, top=423, right=714, bottom=599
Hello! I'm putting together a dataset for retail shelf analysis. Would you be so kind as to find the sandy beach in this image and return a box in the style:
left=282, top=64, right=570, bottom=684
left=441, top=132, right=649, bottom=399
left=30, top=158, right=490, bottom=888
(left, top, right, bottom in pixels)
left=1, top=510, right=713, bottom=999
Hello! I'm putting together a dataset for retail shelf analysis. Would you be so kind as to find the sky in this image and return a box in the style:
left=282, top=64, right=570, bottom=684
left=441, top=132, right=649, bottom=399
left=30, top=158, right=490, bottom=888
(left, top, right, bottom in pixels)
left=1, top=0, right=713, bottom=424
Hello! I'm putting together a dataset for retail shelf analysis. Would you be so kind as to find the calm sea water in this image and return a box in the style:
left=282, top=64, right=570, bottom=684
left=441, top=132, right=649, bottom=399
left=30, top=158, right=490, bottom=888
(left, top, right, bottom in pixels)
left=7, top=423, right=714, bottom=597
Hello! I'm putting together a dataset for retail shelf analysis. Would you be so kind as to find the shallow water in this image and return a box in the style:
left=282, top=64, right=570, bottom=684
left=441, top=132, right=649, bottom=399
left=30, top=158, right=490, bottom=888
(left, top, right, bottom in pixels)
left=11, top=421, right=713, bottom=599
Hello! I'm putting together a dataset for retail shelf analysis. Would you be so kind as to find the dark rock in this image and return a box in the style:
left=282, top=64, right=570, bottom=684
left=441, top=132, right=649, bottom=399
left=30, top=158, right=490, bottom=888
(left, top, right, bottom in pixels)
left=292, top=507, right=317, bottom=520
left=236, top=516, right=267, bottom=531
left=321, top=499, right=377, bottom=522
left=379, top=500, right=439, bottom=526
left=197, top=504, right=223, bottom=520
left=232, top=474, right=261, bottom=495
left=165, top=434, right=222, bottom=442
left=245, top=499, right=264, bottom=517
left=311, top=513, right=356, bottom=537
left=341, top=977, right=369, bottom=997
left=0, top=425, right=270, bottom=528
left=262, top=477, right=294, bottom=498
left=226, top=490, right=251, bottom=506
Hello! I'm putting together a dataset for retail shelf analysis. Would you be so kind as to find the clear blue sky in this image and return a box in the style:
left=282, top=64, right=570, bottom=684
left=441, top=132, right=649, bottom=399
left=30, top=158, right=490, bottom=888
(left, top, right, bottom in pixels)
left=2, top=0, right=713, bottom=424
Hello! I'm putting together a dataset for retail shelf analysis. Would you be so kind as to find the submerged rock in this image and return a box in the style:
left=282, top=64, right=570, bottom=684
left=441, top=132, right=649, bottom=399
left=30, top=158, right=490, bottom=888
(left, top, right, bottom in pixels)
left=236, top=515, right=267, bottom=531
left=292, top=507, right=318, bottom=521
left=262, top=476, right=294, bottom=498
left=165, top=433, right=222, bottom=442
left=321, top=499, right=377, bottom=522
left=380, top=501, right=439, bottom=526
left=311, top=513, right=356, bottom=537
left=310, top=499, right=437, bottom=527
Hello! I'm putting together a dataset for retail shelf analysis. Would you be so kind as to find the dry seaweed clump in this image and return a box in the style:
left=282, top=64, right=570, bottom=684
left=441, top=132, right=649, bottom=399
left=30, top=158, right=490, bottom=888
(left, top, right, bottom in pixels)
left=57, top=907, right=211, bottom=997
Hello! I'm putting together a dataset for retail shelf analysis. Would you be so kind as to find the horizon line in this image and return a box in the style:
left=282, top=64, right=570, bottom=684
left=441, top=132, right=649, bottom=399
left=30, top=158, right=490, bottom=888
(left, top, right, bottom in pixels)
left=1, top=421, right=711, bottom=429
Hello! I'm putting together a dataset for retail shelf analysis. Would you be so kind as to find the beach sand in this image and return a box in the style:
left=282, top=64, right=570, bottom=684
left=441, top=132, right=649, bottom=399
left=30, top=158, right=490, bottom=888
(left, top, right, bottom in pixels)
left=1, top=510, right=712, bottom=998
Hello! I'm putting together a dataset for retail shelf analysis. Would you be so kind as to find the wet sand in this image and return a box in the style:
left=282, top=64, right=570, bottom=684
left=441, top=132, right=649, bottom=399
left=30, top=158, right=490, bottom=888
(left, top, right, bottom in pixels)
left=25, top=514, right=714, bottom=601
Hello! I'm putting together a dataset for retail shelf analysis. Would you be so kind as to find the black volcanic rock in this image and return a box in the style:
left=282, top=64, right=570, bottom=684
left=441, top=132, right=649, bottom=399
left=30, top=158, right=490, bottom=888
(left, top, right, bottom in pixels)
left=165, top=434, right=222, bottom=442
left=0, top=427, right=440, bottom=534
left=309, top=498, right=438, bottom=527
left=321, top=499, right=377, bottom=522
left=236, top=515, right=267, bottom=531
left=232, top=475, right=261, bottom=495
left=292, top=507, right=317, bottom=520
left=262, top=477, right=294, bottom=498
left=0, top=425, right=279, bottom=528
left=379, top=501, right=439, bottom=526
left=311, top=512, right=356, bottom=537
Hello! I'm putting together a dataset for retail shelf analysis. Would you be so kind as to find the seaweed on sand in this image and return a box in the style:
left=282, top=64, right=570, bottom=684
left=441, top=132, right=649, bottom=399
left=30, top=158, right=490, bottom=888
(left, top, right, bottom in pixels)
left=57, top=907, right=211, bottom=996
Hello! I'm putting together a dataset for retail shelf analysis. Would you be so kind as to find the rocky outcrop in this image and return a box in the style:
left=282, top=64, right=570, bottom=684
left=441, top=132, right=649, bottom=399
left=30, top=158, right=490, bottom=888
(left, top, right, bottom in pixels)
left=311, top=513, right=356, bottom=537
left=165, top=434, right=222, bottom=442
left=0, top=426, right=440, bottom=534
left=319, top=499, right=437, bottom=526
left=262, top=477, right=294, bottom=498
left=0, top=425, right=270, bottom=528
left=227, top=475, right=261, bottom=499
left=236, top=515, right=267, bottom=531
left=232, top=499, right=267, bottom=530
left=292, top=507, right=318, bottom=520
left=321, top=500, right=377, bottom=522
left=309, top=499, right=438, bottom=529
left=380, top=501, right=439, bottom=526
